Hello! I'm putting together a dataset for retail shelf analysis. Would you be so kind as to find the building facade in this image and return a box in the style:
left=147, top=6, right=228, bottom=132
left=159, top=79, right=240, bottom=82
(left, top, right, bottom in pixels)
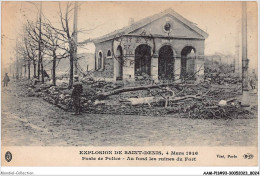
left=92, top=9, right=208, bottom=82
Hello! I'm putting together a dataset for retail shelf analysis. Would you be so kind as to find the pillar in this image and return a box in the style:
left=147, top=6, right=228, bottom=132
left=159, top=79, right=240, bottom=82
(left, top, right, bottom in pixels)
left=174, top=56, right=181, bottom=82
left=123, top=56, right=135, bottom=82
left=195, top=55, right=204, bottom=82
left=113, top=57, right=118, bottom=82
left=151, top=54, right=158, bottom=82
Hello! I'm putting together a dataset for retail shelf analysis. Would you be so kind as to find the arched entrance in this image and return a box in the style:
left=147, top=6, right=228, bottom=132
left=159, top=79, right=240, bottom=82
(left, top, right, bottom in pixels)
left=181, top=46, right=196, bottom=79
left=158, top=45, right=174, bottom=80
left=116, top=46, right=123, bottom=80
left=135, top=44, right=151, bottom=77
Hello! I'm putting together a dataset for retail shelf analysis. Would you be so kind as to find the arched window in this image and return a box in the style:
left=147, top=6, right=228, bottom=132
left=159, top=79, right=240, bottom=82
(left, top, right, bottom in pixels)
left=107, top=50, right=112, bottom=58
left=97, top=51, right=103, bottom=70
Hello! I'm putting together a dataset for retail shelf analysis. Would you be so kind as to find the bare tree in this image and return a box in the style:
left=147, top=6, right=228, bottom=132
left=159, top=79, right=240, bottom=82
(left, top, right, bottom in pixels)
left=58, top=2, right=76, bottom=88
left=24, top=35, right=38, bottom=79
left=16, top=39, right=28, bottom=79
left=40, top=23, right=69, bottom=85
left=22, top=2, right=90, bottom=87
left=44, top=2, right=78, bottom=88
left=24, top=20, right=45, bottom=82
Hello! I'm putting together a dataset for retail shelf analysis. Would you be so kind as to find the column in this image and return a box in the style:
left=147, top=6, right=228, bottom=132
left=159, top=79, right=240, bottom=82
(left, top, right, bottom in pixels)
left=113, top=57, right=117, bottom=82
left=151, top=54, right=158, bottom=82
left=174, top=56, right=181, bottom=82
left=123, top=56, right=135, bottom=82
left=195, top=55, right=204, bottom=82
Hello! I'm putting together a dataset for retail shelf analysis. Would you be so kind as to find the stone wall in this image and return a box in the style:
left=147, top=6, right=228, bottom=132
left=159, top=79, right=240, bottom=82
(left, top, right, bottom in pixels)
left=93, top=37, right=205, bottom=82
left=93, top=40, right=115, bottom=81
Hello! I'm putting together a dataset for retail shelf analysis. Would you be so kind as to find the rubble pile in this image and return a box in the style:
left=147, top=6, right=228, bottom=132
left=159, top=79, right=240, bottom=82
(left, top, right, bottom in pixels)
left=25, top=79, right=115, bottom=112
left=23, top=76, right=254, bottom=119
left=88, top=81, right=251, bottom=119
left=26, top=83, right=72, bottom=111
left=204, top=60, right=241, bottom=85
left=165, top=83, right=252, bottom=119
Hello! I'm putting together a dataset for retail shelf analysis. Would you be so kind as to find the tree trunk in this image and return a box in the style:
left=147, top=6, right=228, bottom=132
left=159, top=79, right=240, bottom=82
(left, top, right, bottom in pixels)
left=68, top=48, right=74, bottom=89
left=39, top=2, right=43, bottom=83
left=52, top=51, right=56, bottom=86
left=21, top=64, right=23, bottom=78
left=24, top=63, right=27, bottom=76
left=38, top=61, right=40, bottom=79
left=33, top=60, right=36, bottom=77
left=28, top=61, right=31, bottom=80
left=41, top=58, right=44, bottom=83
left=96, top=83, right=182, bottom=100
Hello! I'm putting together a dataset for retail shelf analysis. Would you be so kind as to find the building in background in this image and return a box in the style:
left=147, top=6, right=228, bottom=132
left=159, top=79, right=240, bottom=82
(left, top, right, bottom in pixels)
left=90, top=8, right=208, bottom=82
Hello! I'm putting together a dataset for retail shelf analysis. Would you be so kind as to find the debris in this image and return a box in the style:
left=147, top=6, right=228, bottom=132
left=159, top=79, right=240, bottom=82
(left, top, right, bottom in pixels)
left=94, top=100, right=106, bottom=105
left=21, top=74, right=253, bottom=119
left=219, top=100, right=227, bottom=106
left=128, top=97, right=154, bottom=106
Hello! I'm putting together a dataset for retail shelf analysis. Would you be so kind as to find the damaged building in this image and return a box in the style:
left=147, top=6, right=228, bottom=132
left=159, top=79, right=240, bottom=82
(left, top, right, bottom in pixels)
left=91, top=8, right=208, bottom=82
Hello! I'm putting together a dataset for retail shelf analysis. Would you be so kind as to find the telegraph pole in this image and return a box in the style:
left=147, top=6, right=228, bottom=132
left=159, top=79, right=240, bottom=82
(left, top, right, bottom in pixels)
left=241, top=1, right=249, bottom=106
left=235, top=44, right=240, bottom=74
left=9, top=64, right=12, bottom=76
left=73, top=1, right=78, bottom=75
left=40, top=2, right=44, bottom=83
left=233, top=57, right=236, bottom=73
left=37, top=2, right=43, bottom=83
left=235, top=18, right=241, bottom=76
left=16, top=40, right=19, bottom=80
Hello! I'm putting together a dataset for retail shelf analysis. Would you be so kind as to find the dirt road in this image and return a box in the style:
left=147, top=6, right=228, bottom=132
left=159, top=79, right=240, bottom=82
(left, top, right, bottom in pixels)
left=1, top=81, right=258, bottom=146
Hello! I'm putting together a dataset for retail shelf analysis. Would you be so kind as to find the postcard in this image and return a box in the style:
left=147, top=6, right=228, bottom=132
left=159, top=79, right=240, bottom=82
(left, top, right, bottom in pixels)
left=1, top=1, right=258, bottom=175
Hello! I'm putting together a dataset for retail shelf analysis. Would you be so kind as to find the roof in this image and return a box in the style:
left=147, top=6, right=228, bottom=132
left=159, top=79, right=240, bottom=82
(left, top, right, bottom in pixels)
left=91, top=8, right=208, bottom=44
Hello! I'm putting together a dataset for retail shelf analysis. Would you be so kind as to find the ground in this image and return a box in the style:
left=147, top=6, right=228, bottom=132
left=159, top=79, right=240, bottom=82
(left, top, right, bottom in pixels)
left=1, top=80, right=258, bottom=146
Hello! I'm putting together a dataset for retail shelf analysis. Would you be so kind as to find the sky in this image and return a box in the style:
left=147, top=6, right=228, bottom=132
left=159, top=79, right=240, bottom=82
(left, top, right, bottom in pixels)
left=1, top=1, right=258, bottom=71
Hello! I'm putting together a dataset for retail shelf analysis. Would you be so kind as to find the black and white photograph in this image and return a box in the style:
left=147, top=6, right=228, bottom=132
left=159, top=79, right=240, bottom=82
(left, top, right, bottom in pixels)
left=1, top=0, right=258, bottom=171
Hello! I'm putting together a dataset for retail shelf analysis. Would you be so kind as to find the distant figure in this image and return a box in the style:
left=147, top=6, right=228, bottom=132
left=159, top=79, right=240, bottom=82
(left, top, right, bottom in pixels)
left=71, top=75, right=83, bottom=115
left=250, top=70, right=257, bottom=90
left=250, top=79, right=256, bottom=90
left=3, top=73, right=10, bottom=87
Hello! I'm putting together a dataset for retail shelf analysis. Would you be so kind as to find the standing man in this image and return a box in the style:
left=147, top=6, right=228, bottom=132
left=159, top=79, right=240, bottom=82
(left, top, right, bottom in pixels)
left=71, top=75, right=83, bottom=115
left=250, top=69, right=257, bottom=90
left=3, top=73, right=10, bottom=87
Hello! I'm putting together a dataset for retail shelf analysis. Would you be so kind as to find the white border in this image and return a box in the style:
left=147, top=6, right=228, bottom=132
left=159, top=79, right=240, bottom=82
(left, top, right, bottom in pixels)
left=1, top=166, right=259, bottom=176
left=0, top=0, right=259, bottom=175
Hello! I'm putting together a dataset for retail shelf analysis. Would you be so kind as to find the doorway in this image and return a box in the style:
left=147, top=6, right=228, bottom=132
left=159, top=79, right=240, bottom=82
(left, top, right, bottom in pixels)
left=135, top=44, right=151, bottom=78
left=158, top=45, right=174, bottom=80
left=181, top=46, right=196, bottom=79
